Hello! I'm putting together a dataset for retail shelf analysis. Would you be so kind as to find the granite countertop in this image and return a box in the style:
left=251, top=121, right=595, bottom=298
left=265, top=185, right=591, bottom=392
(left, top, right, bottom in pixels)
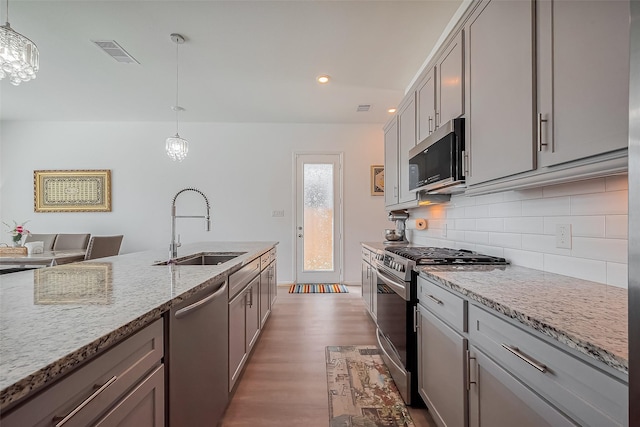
left=0, top=241, right=277, bottom=411
left=417, top=265, right=628, bottom=375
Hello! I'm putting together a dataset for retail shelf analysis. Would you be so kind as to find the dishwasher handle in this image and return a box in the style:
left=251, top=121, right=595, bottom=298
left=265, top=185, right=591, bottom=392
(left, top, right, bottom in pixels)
left=175, top=281, right=227, bottom=319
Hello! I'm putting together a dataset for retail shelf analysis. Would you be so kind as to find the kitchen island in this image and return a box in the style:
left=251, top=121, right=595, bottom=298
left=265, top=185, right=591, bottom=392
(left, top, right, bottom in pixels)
left=0, top=241, right=277, bottom=417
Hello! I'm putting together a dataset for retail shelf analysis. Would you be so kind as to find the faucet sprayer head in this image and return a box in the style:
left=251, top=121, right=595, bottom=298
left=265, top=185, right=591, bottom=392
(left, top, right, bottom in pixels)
left=205, top=217, right=211, bottom=231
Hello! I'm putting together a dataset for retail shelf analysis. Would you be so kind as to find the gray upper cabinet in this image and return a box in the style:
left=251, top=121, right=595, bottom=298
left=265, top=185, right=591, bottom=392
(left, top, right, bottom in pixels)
left=384, top=118, right=399, bottom=208
left=417, top=67, right=436, bottom=143
left=397, top=95, right=418, bottom=204
left=436, top=30, right=464, bottom=128
left=464, top=0, right=535, bottom=186
left=537, top=0, right=630, bottom=168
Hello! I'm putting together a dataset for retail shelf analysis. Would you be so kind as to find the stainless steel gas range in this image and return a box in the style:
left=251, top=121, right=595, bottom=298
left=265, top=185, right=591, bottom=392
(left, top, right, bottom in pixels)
left=373, top=246, right=507, bottom=406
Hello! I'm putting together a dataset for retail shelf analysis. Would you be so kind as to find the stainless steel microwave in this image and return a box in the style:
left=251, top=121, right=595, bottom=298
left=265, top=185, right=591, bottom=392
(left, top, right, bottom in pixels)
left=409, top=118, right=465, bottom=194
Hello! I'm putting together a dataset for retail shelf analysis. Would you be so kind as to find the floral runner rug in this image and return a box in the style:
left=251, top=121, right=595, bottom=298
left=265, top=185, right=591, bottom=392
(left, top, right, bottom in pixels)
left=325, top=345, right=415, bottom=427
left=289, top=284, right=348, bottom=293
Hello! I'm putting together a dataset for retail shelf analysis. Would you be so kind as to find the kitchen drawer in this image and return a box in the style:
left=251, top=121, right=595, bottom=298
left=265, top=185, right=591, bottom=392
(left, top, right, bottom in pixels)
left=229, top=256, right=261, bottom=299
left=260, top=248, right=275, bottom=269
left=417, top=275, right=466, bottom=332
left=2, top=319, right=164, bottom=427
left=468, top=304, right=627, bottom=427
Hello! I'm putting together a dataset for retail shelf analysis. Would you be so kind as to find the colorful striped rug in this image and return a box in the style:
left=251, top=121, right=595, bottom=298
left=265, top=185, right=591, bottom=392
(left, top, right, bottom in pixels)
left=288, top=284, right=349, bottom=293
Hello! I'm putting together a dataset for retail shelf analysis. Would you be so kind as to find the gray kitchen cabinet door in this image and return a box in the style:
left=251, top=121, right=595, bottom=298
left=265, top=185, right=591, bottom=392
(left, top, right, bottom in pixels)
left=465, top=0, right=535, bottom=185
left=397, top=95, right=418, bottom=204
left=94, top=365, right=165, bottom=427
left=245, top=275, right=261, bottom=352
left=437, top=30, right=464, bottom=128
left=229, top=290, right=247, bottom=391
left=384, top=118, right=399, bottom=207
left=537, top=0, right=629, bottom=167
left=269, top=262, right=277, bottom=307
left=361, top=259, right=372, bottom=314
left=417, top=304, right=467, bottom=427
left=259, top=268, right=270, bottom=327
left=468, top=344, right=576, bottom=427
left=417, top=67, right=436, bottom=143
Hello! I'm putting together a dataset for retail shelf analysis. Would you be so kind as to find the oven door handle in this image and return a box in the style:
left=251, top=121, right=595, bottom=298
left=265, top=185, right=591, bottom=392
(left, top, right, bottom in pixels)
left=375, top=266, right=410, bottom=301
left=376, top=328, right=406, bottom=374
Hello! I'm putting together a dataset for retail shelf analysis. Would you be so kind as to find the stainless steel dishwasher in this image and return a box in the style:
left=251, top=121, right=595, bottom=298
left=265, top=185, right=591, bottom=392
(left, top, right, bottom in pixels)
left=169, top=278, right=229, bottom=426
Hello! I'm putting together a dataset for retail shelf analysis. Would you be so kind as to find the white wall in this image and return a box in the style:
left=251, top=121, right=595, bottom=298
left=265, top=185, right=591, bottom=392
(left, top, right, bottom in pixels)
left=0, top=121, right=390, bottom=284
left=406, top=176, right=629, bottom=287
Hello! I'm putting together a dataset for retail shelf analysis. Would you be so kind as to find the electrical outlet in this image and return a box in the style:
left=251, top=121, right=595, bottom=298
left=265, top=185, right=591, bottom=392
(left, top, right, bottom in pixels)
left=556, top=224, right=572, bottom=249
left=272, top=210, right=285, bottom=217
left=442, top=223, right=448, bottom=237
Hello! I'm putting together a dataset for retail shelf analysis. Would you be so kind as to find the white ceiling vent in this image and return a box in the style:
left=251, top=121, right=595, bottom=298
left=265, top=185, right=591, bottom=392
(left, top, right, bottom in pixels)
left=356, top=104, right=371, bottom=112
left=92, top=40, right=140, bottom=64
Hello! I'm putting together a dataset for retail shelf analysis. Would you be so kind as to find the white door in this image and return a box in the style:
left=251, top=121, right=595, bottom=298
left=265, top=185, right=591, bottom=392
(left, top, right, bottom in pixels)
left=294, top=153, right=343, bottom=284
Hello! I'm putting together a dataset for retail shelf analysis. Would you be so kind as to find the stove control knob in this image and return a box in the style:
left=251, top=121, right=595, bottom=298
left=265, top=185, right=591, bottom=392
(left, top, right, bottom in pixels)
left=390, top=261, right=396, bottom=270
left=398, top=264, right=405, bottom=272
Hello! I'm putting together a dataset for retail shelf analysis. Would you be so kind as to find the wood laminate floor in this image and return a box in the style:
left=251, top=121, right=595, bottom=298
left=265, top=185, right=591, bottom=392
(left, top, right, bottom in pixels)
left=220, top=285, right=436, bottom=427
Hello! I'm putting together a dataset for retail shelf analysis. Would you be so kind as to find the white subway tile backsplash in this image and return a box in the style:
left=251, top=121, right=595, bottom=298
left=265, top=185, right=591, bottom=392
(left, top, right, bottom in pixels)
left=476, top=218, right=504, bottom=232
left=472, top=192, right=506, bottom=205
left=522, top=234, right=571, bottom=256
left=503, top=187, right=543, bottom=201
left=446, top=206, right=467, bottom=219
left=488, top=232, right=522, bottom=249
left=465, top=204, right=491, bottom=218
left=522, top=196, right=571, bottom=216
left=605, top=215, right=628, bottom=239
left=542, top=178, right=605, bottom=198
left=543, top=216, right=605, bottom=238
left=605, top=174, right=628, bottom=191
left=504, top=217, right=544, bottom=234
left=405, top=177, right=628, bottom=286
left=455, top=218, right=476, bottom=231
left=544, top=254, right=607, bottom=284
left=571, top=237, right=627, bottom=263
left=606, top=262, right=628, bottom=288
left=465, top=231, right=489, bottom=245
left=570, top=190, right=628, bottom=215
left=503, top=248, right=544, bottom=270
left=489, top=201, right=522, bottom=217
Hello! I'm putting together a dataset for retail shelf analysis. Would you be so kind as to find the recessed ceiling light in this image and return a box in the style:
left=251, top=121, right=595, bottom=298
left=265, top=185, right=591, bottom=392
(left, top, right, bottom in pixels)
left=388, top=108, right=397, bottom=113
left=317, top=75, right=330, bottom=84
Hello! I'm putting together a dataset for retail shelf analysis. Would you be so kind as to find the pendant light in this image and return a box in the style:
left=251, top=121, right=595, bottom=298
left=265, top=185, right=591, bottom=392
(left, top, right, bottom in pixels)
left=0, top=0, right=39, bottom=85
left=165, top=33, right=188, bottom=161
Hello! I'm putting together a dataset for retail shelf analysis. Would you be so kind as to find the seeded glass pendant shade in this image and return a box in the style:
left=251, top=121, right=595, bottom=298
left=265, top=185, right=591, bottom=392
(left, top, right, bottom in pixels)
left=0, top=0, right=39, bottom=85
left=166, top=33, right=188, bottom=161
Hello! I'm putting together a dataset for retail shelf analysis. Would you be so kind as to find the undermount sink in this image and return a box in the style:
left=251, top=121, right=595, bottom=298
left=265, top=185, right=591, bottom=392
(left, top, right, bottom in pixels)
left=154, top=252, right=246, bottom=266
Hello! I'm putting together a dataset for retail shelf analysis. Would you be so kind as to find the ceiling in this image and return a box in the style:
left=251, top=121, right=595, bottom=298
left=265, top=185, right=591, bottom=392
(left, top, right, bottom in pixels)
left=0, top=0, right=462, bottom=124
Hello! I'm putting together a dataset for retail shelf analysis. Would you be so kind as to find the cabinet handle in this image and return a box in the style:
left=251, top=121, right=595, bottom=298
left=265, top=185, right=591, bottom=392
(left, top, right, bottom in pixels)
left=466, top=350, right=476, bottom=390
left=394, top=186, right=398, bottom=198
left=247, top=287, right=253, bottom=308
left=53, top=375, right=118, bottom=427
left=427, top=294, right=443, bottom=305
left=537, top=113, right=549, bottom=151
left=461, top=150, right=468, bottom=176
left=413, top=306, right=418, bottom=333
left=435, top=111, right=440, bottom=128
left=501, top=344, right=548, bottom=373
left=428, top=116, right=433, bottom=134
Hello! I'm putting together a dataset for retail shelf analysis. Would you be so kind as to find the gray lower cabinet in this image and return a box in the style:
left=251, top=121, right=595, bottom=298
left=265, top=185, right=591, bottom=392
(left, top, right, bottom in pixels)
left=468, top=343, right=575, bottom=427
left=417, top=304, right=467, bottom=427
left=260, top=266, right=271, bottom=327
left=245, top=275, right=261, bottom=351
left=1, top=319, right=164, bottom=427
left=229, top=282, right=249, bottom=391
left=269, top=261, right=277, bottom=307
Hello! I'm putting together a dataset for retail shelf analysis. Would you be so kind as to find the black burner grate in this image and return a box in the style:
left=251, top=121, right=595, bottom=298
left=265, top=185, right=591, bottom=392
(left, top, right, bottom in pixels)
left=386, top=246, right=507, bottom=265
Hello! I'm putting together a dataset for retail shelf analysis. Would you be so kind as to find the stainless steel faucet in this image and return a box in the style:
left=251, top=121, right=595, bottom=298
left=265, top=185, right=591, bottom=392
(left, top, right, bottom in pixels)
left=170, top=188, right=211, bottom=258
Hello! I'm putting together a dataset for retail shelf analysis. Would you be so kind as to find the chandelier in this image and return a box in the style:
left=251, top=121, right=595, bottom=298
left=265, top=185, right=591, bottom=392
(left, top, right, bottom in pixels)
left=0, top=0, right=39, bottom=85
left=165, top=33, right=188, bottom=161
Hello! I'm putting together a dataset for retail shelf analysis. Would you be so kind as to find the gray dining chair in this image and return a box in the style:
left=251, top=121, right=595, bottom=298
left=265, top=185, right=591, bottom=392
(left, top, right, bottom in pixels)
left=24, top=233, right=58, bottom=251
left=52, top=233, right=91, bottom=251
left=84, top=235, right=123, bottom=260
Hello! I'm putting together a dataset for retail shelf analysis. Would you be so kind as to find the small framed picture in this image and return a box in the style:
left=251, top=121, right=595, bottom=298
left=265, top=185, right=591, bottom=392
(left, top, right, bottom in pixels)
left=371, top=165, right=384, bottom=196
